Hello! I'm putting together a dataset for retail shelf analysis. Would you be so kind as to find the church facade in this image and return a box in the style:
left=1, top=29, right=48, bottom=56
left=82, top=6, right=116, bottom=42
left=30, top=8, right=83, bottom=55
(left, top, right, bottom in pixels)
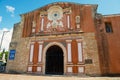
left=6, top=2, right=120, bottom=76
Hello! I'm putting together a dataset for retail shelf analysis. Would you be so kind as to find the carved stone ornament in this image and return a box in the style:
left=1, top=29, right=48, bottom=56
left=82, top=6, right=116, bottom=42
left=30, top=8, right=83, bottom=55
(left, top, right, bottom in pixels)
left=76, top=16, right=80, bottom=29
left=40, top=10, right=47, bottom=17
left=47, top=6, right=63, bottom=21
left=76, top=16, right=80, bottom=24
left=46, top=5, right=65, bottom=32
left=63, top=7, right=72, bottom=14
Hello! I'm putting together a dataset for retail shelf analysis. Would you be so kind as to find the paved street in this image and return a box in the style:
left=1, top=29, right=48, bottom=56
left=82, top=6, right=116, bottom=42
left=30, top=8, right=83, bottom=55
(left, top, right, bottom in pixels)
left=0, top=73, right=120, bottom=80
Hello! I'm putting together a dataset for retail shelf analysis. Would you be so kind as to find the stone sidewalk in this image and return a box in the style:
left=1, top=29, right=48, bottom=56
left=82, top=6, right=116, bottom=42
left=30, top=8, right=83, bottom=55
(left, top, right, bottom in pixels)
left=0, top=73, right=120, bottom=80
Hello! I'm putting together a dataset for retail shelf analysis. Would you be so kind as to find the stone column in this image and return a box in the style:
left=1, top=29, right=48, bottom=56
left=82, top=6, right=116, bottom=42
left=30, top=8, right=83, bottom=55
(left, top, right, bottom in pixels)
left=37, top=41, right=43, bottom=73
left=67, top=67, right=72, bottom=73
left=67, top=15, right=70, bottom=29
left=41, top=18, right=44, bottom=31
left=28, top=66, right=32, bottom=72
left=38, top=41, right=43, bottom=63
left=78, top=66, right=84, bottom=73
left=76, top=39, right=85, bottom=73
left=32, top=21, right=36, bottom=33
left=76, top=39, right=83, bottom=63
left=29, top=42, right=34, bottom=63
left=28, top=42, right=34, bottom=72
left=66, top=40, right=72, bottom=63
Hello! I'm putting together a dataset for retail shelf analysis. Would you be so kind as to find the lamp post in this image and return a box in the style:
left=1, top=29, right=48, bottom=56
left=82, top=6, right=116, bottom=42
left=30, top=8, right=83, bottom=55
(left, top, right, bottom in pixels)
left=0, top=31, right=9, bottom=51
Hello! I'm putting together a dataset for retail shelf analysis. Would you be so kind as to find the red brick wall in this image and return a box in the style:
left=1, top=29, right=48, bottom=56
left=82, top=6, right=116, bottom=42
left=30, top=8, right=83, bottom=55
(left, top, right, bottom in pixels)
left=71, top=40, right=78, bottom=73
left=103, top=16, right=120, bottom=74
left=22, top=3, right=97, bottom=37
left=82, top=6, right=96, bottom=32
left=32, top=42, right=39, bottom=72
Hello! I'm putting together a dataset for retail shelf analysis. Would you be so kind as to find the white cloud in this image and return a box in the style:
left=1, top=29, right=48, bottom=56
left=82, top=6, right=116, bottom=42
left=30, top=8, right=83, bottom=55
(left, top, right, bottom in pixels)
left=0, top=28, right=13, bottom=52
left=0, top=16, right=2, bottom=23
left=6, top=5, right=15, bottom=13
left=6, top=5, right=15, bottom=17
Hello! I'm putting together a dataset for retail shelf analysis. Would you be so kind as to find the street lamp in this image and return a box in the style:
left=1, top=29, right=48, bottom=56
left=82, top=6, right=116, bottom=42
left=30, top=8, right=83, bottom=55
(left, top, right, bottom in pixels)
left=0, top=31, right=9, bottom=51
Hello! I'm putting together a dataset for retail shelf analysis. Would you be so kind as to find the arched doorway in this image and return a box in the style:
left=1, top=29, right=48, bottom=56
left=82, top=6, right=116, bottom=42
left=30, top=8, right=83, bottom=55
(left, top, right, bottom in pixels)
left=45, top=45, right=64, bottom=75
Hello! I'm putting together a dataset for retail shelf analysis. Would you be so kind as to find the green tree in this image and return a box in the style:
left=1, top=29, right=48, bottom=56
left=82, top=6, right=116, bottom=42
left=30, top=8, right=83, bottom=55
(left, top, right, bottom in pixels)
left=0, top=51, right=9, bottom=66
left=0, top=52, right=3, bottom=60
left=0, top=51, right=9, bottom=61
left=4, top=51, right=9, bottom=61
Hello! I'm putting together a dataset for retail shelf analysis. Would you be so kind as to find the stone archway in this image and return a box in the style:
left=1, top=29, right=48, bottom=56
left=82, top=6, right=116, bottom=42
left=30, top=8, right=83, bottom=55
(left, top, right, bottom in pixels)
left=45, top=45, right=63, bottom=74
left=42, top=42, right=67, bottom=74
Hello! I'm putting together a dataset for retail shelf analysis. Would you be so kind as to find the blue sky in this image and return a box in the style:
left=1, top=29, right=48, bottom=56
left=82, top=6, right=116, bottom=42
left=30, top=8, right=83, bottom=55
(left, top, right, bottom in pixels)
left=0, top=0, right=120, bottom=51
left=0, top=0, right=120, bottom=29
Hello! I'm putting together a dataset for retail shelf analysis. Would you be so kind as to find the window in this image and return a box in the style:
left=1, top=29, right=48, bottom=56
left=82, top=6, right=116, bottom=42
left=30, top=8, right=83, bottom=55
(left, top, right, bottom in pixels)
left=105, top=22, right=113, bottom=33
